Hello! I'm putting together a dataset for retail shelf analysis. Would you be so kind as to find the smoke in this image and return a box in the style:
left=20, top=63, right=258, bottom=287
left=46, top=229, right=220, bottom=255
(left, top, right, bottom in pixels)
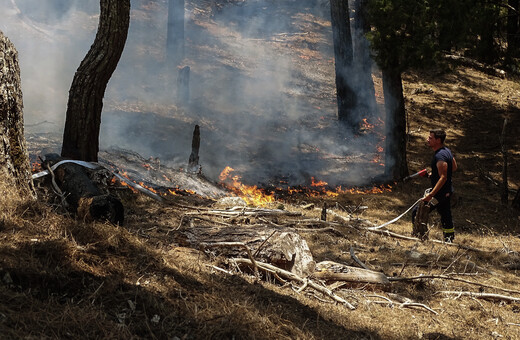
left=1, top=0, right=386, bottom=187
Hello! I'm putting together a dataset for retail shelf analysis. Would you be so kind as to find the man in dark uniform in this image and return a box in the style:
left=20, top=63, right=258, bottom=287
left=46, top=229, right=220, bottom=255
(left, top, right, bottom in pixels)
left=413, top=129, right=458, bottom=242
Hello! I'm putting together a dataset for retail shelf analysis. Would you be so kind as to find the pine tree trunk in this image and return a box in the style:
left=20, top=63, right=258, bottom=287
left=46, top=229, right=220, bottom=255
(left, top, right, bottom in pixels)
left=61, top=0, right=130, bottom=162
left=330, top=0, right=357, bottom=129
left=0, top=30, right=34, bottom=195
left=352, top=0, right=377, bottom=118
left=507, top=0, right=520, bottom=58
left=382, top=67, right=408, bottom=180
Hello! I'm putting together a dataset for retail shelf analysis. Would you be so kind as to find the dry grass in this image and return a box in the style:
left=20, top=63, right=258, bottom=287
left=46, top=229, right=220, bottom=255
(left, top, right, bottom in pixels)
left=2, top=1, right=520, bottom=339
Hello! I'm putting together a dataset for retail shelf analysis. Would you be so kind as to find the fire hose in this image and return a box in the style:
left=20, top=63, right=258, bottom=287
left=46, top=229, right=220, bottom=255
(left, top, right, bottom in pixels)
left=367, top=188, right=436, bottom=231
left=32, top=159, right=164, bottom=202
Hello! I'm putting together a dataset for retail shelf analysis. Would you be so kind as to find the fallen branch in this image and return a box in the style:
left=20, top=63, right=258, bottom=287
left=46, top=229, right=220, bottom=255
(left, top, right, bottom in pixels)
left=368, top=300, right=438, bottom=315
left=437, top=291, right=520, bottom=303
left=390, top=275, right=520, bottom=295
left=186, top=209, right=301, bottom=217
left=234, top=258, right=356, bottom=309
left=350, top=246, right=371, bottom=270
left=200, top=242, right=260, bottom=278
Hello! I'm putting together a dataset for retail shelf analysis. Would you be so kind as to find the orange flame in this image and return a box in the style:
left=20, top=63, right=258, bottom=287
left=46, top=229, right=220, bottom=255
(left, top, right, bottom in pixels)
left=219, top=167, right=275, bottom=206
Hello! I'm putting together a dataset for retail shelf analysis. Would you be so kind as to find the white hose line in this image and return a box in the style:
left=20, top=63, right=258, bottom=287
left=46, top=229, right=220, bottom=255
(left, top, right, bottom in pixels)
left=367, top=198, right=422, bottom=230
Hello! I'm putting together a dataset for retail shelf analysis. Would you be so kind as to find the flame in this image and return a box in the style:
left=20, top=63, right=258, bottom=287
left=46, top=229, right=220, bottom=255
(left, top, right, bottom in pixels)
left=219, top=167, right=275, bottom=206
left=219, top=166, right=235, bottom=181
left=311, top=177, right=327, bottom=187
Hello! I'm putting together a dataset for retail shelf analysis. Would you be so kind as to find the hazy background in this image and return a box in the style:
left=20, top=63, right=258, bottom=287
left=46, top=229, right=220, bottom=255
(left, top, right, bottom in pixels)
left=1, top=0, right=385, bottom=187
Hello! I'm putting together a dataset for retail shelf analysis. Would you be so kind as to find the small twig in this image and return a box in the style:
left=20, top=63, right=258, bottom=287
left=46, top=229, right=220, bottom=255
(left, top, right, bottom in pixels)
left=234, top=258, right=355, bottom=309
left=441, top=249, right=468, bottom=275
left=253, top=230, right=277, bottom=258
left=205, top=264, right=233, bottom=275
left=437, top=291, right=520, bottom=303
left=350, top=246, right=371, bottom=270
left=200, top=242, right=260, bottom=278
left=297, top=278, right=309, bottom=293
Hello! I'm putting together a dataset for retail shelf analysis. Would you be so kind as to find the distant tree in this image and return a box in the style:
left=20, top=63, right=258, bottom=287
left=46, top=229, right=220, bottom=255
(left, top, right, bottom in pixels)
left=61, top=0, right=130, bottom=161
left=507, top=0, right=520, bottom=59
left=365, top=0, right=437, bottom=180
left=329, top=0, right=358, bottom=130
left=0, top=30, right=34, bottom=195
left=167, top=0, right=185, bottom=66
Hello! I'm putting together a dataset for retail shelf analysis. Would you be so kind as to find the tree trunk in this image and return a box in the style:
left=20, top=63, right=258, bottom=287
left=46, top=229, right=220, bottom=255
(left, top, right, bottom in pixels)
left=507, top=0, right=520, bottom=58
left=0, top=30, right=34, bottom=195
left=188, top=124, right=200, bottom=172
left=330, top=0, right=358, bottom=129
left=382, top=67, right=408, bottom=180
left=167, top=0, right=185, bottom=66
left=352, top=0, right=377, bottom=118
left=513, top=189, right=520, bottom=210
left=61, top=0, right=130, bottom=162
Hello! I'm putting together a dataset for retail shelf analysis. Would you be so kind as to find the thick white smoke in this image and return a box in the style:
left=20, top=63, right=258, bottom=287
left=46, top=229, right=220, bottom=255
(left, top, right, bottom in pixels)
left=1, top=0, right=386, bottom=187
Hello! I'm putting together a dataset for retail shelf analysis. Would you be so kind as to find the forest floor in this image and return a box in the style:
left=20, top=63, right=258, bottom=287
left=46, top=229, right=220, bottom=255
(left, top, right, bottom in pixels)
left=2, top=0, right=520, bottom=339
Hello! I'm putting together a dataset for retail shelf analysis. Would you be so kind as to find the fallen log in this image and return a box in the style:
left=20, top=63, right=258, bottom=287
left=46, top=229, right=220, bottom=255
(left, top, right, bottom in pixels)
left=313, top=260, right=390, bottom=286
left=43, top=154, right=124, bottom=224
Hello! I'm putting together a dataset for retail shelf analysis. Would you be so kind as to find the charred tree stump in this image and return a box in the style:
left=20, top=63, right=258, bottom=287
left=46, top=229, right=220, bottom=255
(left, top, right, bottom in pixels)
left=412, top=201, right=429, bottom=240
left=47, top=157, right=124, bottom=224
left=188, top=124, right=200, bottom=172
left=0, top=30, right=34, bottom=195
left=177, top=65, right=190, bottom=104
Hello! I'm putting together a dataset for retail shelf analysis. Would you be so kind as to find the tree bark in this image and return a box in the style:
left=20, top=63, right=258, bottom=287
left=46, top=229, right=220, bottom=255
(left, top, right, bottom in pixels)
left=329, top=0, right=358, bottom=129
left=188, top=124, right=200, bottom=172
left=382, top=67, right=408, bottom=180
left=0, top=30, right=34, bottom=195
left=513, top=189, right=520, bottom=210
left=507, top=0, right=520, bottom=58
left=61, top=0, right=130, bottom=162
left=352, top=0, right=377, bottom=118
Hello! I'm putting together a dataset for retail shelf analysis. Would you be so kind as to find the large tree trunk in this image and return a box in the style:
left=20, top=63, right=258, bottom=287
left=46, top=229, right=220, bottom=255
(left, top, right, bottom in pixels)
left=382, top=67, right=408, bottom=180
left=167, top=0, right=185, bottom=67
left=61, top=0, right=130, bottom=162
left=0, top=30, right=34, bottom=195
left=330, top=0, right=358, bottom=129
left=507, top=0, right=520, bottom=58
left=352, top=0, right=377, bottom=118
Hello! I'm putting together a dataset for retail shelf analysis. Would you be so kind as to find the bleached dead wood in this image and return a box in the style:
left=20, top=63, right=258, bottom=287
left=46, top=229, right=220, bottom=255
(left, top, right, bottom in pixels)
left=390, top=275, right=520, bottom=295
left=185, top=208, right=301, bottom=217
left=367, top=297, right=438, bottom=314
left=438, top=291, right=520, bottom=303
left=181, top=226, right=315, bottom=277
left=314, top=261, right=390, bottom=286
left=234, top=258, right=356, bottom=309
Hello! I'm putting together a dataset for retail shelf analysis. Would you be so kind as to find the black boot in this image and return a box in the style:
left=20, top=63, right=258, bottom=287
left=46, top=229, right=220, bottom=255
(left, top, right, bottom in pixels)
left=443, top=232, right=454, bottom=243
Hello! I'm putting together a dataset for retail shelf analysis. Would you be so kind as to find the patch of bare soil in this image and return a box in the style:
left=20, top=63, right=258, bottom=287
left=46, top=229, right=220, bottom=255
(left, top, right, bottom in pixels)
left=2, top=1, right=520, bottom=340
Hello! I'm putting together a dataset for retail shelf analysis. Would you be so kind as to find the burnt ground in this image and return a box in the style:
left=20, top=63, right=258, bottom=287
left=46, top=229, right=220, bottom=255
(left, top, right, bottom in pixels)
left=2, top=0, right=520, bottom=339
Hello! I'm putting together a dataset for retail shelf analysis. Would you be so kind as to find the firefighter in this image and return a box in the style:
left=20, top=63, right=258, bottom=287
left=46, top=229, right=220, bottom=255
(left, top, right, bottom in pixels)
left=412, top=128, right=458, bottom=242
